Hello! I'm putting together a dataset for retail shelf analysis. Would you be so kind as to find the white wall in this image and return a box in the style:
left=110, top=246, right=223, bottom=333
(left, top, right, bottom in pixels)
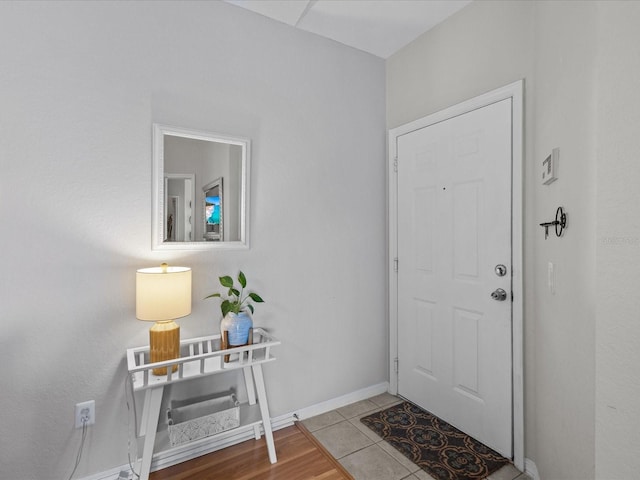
left=387, top=1, right=597, bottom=478
left=595, top=2, right=640, bottom=478
left=531, top=3, right=597, bottom=477
left=0, top=2, right=386, bottom=479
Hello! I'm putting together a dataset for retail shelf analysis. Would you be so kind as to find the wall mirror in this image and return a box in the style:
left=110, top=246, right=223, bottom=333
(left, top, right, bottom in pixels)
left=152, top=124, right=250, bottom=250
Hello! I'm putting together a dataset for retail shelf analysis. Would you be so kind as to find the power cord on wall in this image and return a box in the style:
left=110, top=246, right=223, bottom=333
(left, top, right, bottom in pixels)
left=67, top=419, right=88, bottom=480
left=125, top=374, right=141, bottom=480
left=65, top=376, right=141, bottom=480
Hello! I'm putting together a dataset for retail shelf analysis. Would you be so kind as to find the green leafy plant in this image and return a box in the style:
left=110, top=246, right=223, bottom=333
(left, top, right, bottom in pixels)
left=205, top=271, right=264, bottom=317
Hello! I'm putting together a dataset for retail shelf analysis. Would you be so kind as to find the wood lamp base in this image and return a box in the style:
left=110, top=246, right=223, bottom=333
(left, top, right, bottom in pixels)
left=149, top=320, right=180, bottom=375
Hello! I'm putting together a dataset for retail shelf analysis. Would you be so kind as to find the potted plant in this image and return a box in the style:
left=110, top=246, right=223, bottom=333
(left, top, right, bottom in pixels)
left=205, top=271, right=264, bottom=348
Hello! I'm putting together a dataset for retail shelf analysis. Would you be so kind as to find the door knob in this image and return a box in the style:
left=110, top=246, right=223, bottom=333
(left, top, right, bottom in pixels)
left=491, top=288, right=508, bottom=301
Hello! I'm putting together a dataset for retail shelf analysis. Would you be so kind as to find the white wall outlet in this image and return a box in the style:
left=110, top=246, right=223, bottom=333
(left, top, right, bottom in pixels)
left=542, top=147, right=559, bottom=185
left=75, top=400, right=95, bottom=428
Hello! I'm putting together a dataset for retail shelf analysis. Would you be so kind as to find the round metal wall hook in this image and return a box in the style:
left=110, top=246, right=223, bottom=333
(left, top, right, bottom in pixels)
left=555, top=206, right=567, bottom=237
left=539, top=206, right=568, bottom=239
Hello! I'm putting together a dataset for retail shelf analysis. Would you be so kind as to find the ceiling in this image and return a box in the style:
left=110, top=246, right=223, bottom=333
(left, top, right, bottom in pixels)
left=224, top=0, right=472, bottom=59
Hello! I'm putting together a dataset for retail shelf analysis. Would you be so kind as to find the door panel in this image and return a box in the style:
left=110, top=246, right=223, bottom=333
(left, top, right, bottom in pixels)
left=397, top=99, right=513, bottom=457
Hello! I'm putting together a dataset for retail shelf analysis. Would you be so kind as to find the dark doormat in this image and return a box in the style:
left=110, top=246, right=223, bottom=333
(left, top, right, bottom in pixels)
left=360, top=401, right=510, bottom=480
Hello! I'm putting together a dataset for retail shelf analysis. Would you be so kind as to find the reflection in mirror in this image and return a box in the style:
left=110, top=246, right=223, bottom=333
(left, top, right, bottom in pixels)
left=152, top=124, right=250, bottom=250
left=203, top=177, right=223, bottom=241
left=165, top=174, right=194, bottom=242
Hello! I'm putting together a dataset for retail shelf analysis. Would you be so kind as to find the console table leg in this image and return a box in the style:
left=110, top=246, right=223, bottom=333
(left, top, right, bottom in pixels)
left=251, top=363, right=277, bottom=463
left=138, top=386, right=164, bottom=480
left=243, top=366, right=257, bottom=405
left=242, top=366, right=262, bottom=440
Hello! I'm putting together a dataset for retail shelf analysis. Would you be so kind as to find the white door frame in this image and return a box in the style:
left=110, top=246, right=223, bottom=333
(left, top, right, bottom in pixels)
left=388, top=80, right=524, bottom=470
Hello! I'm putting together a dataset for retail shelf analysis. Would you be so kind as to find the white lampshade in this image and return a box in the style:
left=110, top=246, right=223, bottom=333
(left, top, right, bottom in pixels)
left=136, top=264, right=192, bottom=321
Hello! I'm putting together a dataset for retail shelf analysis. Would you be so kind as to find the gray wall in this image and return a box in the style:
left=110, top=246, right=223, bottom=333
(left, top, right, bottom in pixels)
left=595, top=2, right=640, bottom=478
left=389, top=1, right=640, bottom=478
left=0, top=2, right=386, bottom=478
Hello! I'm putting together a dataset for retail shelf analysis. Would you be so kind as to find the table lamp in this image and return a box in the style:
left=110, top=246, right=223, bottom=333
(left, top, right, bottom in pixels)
left=136, top=263, right=192, bottom=375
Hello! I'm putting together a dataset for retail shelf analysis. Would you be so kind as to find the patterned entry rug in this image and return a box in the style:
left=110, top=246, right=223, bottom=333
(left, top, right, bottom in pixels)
left=360, top=401, right=510, bottom=480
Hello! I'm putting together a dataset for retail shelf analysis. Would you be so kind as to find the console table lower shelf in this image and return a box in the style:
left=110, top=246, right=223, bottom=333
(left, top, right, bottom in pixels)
left=126, top=329, right=280, bottom=480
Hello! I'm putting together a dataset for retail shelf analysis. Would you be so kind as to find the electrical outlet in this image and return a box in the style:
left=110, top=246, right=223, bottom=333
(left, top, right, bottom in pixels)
left=75, top=400, right=95, bottom=428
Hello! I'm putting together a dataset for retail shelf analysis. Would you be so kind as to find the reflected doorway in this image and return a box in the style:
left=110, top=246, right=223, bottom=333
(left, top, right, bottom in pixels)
left=164, top=174, right=195, bottom=242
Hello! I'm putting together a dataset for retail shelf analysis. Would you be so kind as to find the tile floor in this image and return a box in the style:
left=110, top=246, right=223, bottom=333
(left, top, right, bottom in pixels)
left=302, top=393, right=531, bottom=480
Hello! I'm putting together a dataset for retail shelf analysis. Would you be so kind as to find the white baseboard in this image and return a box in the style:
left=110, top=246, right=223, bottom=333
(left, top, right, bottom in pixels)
left=291, top=381, right=390, bottom=421
left=524, top=458, right=540, bottom=480
left=77, top=465, right=132, bottom=480
left=79, top=382, right=390, bottom=480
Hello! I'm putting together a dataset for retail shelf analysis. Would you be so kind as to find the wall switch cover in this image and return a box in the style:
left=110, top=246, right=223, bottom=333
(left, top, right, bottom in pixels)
left=542, top=148, right=559, bottom=185
left=548, top=261, right=556, bottom=294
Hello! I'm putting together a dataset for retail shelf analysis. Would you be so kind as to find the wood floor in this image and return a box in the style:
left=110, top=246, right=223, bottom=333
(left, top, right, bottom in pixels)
left=149, top=423, right=354, bottom=480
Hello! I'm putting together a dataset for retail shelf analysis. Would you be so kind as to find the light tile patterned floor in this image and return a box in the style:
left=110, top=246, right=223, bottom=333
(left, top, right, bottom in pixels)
left=302, top=393, right=531, bottom=480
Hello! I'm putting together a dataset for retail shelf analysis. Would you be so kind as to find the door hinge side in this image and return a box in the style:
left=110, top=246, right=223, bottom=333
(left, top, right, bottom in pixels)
left=394, top=156, right=398, bottom=173
left=393, top=257, right=399, bottom=273
left=394, top=357, right=399, bottom=374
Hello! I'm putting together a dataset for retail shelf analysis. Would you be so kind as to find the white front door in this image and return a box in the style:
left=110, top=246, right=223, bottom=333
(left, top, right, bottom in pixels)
left=396, top=98, right=513, bottom=457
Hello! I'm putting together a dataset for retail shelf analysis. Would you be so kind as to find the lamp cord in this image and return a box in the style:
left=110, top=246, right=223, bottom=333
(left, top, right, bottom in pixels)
left=125, top=374, right=141, bottom=479
left=67, top=420, right=88, bottom=480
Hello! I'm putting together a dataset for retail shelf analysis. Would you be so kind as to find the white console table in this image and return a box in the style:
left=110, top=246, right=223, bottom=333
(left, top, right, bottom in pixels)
left=126, top=328, right=280, bottom=480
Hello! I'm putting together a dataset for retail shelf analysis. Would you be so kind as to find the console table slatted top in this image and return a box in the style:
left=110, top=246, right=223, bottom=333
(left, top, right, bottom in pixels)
left=127, top=328, right=280, bottom=390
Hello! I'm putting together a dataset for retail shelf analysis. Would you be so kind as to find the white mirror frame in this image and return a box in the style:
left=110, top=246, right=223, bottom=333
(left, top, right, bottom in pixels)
left=152, top=123, right=250, bottom=250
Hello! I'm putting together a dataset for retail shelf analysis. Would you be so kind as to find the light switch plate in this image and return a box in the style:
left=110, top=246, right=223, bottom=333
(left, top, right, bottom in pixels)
left=542, top=148, right=559, bottom=185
